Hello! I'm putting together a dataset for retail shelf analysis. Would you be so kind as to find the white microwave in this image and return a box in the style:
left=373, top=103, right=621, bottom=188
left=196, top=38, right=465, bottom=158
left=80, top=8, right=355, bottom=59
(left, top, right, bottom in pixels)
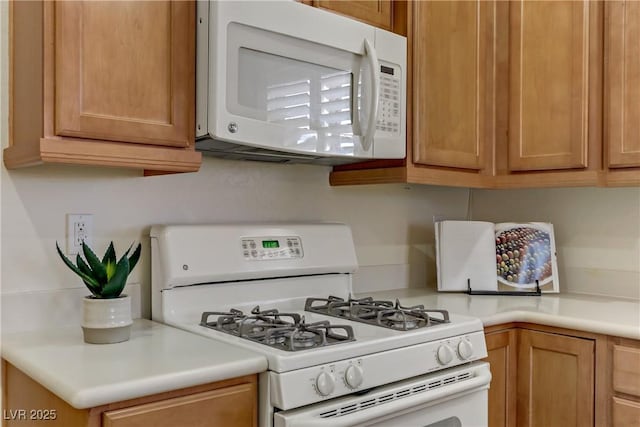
left=196, top=1, right=407, bottom=165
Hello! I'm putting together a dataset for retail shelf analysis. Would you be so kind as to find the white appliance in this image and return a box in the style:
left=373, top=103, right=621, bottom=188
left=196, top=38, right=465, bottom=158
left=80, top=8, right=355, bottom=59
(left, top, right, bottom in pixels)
left=151, top=223, right=490, bottom=427
left=196, top=1, right=407, bottom=165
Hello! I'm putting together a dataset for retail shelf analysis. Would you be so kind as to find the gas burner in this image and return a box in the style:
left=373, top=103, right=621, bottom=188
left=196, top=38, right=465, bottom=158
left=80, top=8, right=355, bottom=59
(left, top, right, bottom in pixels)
left=292, top=330, right=319, bottom=348
left=200, top=308, right=355, bottom=351
left=383, top=312, right=419, bottom=330
left=305, top=296, right=450, bottom=330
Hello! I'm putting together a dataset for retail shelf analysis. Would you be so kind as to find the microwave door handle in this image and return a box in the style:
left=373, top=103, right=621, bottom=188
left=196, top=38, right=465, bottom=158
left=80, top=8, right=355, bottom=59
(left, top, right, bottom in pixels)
left=362, top=38, right=380, bottom=152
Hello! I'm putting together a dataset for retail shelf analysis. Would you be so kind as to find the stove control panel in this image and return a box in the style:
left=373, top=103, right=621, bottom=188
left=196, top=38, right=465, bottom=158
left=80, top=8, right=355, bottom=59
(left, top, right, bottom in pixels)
left=241, top=236, right=304, bottom=261
left=269, top=331, right=488, bottom=410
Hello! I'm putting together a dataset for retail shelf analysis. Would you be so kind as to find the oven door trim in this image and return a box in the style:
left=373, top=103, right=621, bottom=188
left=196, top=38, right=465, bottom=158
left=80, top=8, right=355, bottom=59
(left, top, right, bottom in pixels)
left=272, top=362, right=491, bottom=427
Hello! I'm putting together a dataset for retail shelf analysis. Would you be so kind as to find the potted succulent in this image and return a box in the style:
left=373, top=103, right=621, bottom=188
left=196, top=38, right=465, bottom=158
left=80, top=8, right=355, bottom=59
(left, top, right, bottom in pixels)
left=56, top=241, right=141, bottom=344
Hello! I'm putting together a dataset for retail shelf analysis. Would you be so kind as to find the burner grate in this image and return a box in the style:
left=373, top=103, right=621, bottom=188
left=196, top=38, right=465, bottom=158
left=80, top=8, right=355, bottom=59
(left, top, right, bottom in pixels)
left=305, top=296, right=450, bottom=330
left=200, top=306, right=355, bottom=351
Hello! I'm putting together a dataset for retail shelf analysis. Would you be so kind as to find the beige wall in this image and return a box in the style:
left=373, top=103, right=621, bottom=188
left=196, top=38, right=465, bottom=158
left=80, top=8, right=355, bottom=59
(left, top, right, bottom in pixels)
left=471, top=188, right=640, bottom=299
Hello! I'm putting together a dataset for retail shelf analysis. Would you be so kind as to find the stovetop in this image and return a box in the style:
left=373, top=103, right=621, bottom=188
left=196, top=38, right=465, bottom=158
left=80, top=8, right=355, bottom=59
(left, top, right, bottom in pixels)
left=197, top=295, right=452, bottom=352
left=159, top=284, right=485, bottom=372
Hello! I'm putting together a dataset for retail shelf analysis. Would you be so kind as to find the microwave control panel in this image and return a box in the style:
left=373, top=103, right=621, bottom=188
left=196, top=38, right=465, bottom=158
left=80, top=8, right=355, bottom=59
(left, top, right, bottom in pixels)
left=241, top=236, right=304, bottom=260
left=376, top=63, right=401, bottom=135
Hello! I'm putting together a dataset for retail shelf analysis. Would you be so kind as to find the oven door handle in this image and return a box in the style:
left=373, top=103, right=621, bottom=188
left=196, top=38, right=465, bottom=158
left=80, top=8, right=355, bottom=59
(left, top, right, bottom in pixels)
left=274, top=366, right=491, bottom=427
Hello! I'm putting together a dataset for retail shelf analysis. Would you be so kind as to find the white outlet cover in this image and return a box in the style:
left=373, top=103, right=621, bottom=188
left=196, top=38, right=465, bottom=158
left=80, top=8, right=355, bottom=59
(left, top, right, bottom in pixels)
left=66, top=214, right=93, bottom=255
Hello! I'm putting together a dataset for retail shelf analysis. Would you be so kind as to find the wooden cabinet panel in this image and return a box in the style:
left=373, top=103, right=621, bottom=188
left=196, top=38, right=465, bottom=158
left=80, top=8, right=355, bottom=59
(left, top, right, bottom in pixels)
left=412, top=0, right=494, bottom=171
left=612, top=397, right=640, bottom=427
left=605, top=1, right=640, bottom=169
left=508, top=0, right=591, bottom=171
left=485, top=329, right=517, bottom=427
left=54, top=1, right=193, bottom=147
left=3, top=360, right=257, bottom=427
left=4, top=1, right=201, bottom=173
left=517, top=329, right=595, bottom=427
left=312, top=1, right=392, bottom=30
left=613, top=344, right=640, bottom=396
left=103, top=384, right=256, bottom=427
left=608, top=338, right=640, bottom=426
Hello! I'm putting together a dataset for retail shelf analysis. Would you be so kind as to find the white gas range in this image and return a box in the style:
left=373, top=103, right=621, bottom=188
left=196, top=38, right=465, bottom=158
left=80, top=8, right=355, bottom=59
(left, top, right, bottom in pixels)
left=151, top=223, right=490, bottom=427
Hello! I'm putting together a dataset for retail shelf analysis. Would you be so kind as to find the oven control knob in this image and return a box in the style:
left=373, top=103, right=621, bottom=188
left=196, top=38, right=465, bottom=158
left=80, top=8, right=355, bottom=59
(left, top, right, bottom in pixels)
left=315, top=372, right=335, bottom=396
left=436, top=344, right=455, bottom=365
left=344, top=365, right=364, bottom=389
left=457, top=339, right=474, bottom=360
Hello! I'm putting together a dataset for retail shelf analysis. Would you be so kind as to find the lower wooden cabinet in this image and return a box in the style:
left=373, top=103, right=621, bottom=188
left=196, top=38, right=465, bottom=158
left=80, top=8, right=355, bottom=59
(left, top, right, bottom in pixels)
left=484, top=324, right=624, bottom=427
left=485, top=329, right=517, bottom=427
left=2, top=361, right=258, bottom=427
left=517, top=328, right=595, bottom=427
left=102, top=385, right=256, bottom=427
left=610, top=338, right=640, bottom=427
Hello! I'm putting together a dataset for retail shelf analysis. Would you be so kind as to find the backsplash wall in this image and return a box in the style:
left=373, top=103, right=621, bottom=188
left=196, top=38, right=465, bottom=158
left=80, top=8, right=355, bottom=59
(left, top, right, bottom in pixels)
left=0, top=162, right=469, bottom=315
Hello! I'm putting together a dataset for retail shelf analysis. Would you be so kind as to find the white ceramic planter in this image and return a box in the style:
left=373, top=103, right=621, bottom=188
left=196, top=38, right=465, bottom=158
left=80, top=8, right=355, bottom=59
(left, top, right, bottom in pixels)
left=81, top=295, right=132, bottom=344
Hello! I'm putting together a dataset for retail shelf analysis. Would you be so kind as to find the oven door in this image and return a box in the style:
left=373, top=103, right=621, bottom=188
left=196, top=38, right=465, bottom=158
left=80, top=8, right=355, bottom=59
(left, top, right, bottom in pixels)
left=274, top=362, right=490, bottom=427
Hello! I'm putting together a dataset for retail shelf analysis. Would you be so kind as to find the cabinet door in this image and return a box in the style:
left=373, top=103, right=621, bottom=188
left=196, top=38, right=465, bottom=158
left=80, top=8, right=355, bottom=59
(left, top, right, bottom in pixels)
left=54, top=1, right=194, bottom=148
left=413, top=0, right=494, bottom=170
left=612, top=397, right=640, bottom=427
left=103, top=383, right=256, bottom=427
left=312, top=1, right=392, bottom=30
left=485, top=329, right=517, bottom=427
left=508, top=1, right=592, bottom=171
left=605, top=1, right=640, bottom=169
left=517, top=329, right=595, bottom=427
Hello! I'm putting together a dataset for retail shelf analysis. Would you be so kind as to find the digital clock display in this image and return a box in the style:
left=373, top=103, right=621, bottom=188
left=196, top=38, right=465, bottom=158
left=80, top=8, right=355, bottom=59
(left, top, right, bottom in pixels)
left=262, top=240, right=280, bottom=249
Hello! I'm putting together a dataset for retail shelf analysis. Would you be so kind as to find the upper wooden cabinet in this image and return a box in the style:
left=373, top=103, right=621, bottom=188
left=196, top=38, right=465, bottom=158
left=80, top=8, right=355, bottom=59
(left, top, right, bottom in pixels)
left=413, top=0, right=494, bottom=171
left=494, top=0, right=605, bottom=189
left=605, top=1, right=640, bottom=171
left=310, top=1, right=393, bottom=31
left=331, top=0, right=494, bottom=188
left=330, top=0, right=639, bottom=188
left=4, top=1, right=201, bottom=173
left=507, top=0, right=592, bottom=172
left=54, top=2, right=192, bottom=147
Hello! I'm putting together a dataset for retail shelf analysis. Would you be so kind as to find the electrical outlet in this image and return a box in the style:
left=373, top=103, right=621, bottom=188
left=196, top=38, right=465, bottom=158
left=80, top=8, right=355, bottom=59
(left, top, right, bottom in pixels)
left=67, top=214, right=93, bottom=255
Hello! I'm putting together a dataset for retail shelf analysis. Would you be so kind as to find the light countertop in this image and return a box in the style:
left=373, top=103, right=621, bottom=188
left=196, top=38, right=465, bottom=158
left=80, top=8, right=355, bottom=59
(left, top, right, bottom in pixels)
left=362, top=289, right=640, bottom=340
left=3, top=292, right=637, bottom=411
left=1, top=319, right=268, bottom=409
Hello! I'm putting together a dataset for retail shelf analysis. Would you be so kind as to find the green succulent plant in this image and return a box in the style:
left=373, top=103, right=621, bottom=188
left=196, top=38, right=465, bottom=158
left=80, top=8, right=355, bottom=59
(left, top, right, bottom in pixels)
left=56, top=241, right=141, bottom=299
